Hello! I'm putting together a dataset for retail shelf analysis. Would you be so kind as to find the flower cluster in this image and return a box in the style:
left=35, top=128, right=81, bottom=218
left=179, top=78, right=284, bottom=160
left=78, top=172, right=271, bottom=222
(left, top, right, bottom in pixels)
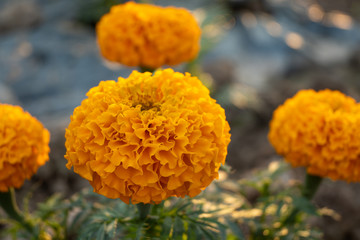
left=65, top=69, right=231, bottom=204
left=96, top=2, right=201, bottom=69
left=0, top=104, right=50, bottom=192
left=268, top=89, right=360, bottom=182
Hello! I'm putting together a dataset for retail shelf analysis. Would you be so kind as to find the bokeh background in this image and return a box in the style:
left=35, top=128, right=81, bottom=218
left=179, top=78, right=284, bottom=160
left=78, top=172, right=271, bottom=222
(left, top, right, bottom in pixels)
left=1, top=0, right=360, bottom=239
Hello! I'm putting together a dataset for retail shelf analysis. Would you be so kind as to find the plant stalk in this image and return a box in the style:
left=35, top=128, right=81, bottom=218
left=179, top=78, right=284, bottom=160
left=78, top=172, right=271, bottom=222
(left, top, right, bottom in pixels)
left=0, top=188, right=37, bottom=238
left=302, top=173, right=323, bottom=200
left=280, top=173, right=323, bottom=227
left=136, top=203, right=151, bottom=220
left=139, top=66, right=156, bottom=73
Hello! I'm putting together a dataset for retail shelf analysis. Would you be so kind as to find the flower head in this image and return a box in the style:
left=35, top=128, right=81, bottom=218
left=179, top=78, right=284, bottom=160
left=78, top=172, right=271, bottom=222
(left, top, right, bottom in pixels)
left=268, top=89, right=360, bottom=182
left=96, top=2, right=201, bottom=69
left=65, top=69, right=231, bottom=204
left=0, top=104, right=50, bottom=192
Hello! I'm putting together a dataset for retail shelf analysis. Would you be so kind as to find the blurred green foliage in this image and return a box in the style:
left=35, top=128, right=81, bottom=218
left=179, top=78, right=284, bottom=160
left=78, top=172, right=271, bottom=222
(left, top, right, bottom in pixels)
left=0, top=161, right=329, bottom=239
left=227, top=161, right=323, bottom=240
left=76, top=0, right=125, bottom=26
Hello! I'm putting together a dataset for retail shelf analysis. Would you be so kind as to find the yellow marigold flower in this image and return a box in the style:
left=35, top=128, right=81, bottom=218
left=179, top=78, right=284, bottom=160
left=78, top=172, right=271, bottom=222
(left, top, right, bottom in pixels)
left=96, top=2, right=201, bottom=69
left=65, top=69, right=231, bottom=204
left=0, top=104, right=50, bottom=192
left=268, top=89, right=360, bottom=182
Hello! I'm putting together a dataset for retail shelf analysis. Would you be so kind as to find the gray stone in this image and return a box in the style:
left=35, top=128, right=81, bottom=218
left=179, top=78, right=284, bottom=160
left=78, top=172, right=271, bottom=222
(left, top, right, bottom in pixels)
left=0, top=0, right=42, bottom=34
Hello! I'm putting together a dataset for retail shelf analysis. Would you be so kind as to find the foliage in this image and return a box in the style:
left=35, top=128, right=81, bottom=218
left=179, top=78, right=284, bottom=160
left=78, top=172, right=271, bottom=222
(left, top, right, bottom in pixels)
left=1, top=188, right=234, bottom=239
left=0, top=162, right=329, bottom=240
left=223, top=161, right=323, bottom=240
left=64, top=190, right=236, bottom=239
left=76, top=0, right=125, bottom=26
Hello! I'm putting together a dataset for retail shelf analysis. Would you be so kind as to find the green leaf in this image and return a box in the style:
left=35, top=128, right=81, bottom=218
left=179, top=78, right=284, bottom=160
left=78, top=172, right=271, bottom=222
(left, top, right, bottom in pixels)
left=78, top=222, right=101, bottom=239
left=200, top=217, right=227, bottom=227
left=172, top=216, right=184, bottom=240
left=292, top=197, right=318, bottom=216
left=176, top=202, right=192, bottom=213
left=187, top=209, right=221, bottom=217
left=160, top=216, right=173, bottom=240
left=217, top=222, right=227, bottom=240
left=168, top=198, right=186, bottom=214
left=194, top=225, right=205, bottom=240
left=186, top=222, right=197, bottom=240
left=96, top=223, right=106, bottom=240
left=189, top=218, right=218, bottom=231
left=275, top=200, right=286, bottom=218
left=135, top=222, right=144, bottom=240
left=68, top=207, right=91, bottom=233
left=106, top=219, right=118, bottom=238
left=225, top=218, right=245, bottom=240
left=198, top=226, right=217, bottom=240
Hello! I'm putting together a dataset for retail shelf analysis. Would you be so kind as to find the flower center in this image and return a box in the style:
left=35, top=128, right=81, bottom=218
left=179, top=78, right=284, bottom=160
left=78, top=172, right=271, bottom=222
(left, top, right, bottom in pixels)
left=133, top=102, right=161, bottom=112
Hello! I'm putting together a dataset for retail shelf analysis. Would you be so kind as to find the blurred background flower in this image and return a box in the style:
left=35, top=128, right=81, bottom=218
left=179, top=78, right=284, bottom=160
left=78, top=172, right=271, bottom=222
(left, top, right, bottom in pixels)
left=96, top=2, right=201, bottom=69
left=269, top=89, right=360, bottom=182
left=0, top=104, right=50, bottom=192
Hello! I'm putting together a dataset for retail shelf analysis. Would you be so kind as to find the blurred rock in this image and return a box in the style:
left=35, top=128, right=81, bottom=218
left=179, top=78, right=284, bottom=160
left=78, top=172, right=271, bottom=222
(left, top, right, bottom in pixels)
left=0, top=83, right=19, bottom=104
left=203, top=58, right=236, bottom=88
left=349, top=48, right=360, bottom=69
left=315, top=181, right=360, bottom=240
left=0, top=0, right=42, bottom=34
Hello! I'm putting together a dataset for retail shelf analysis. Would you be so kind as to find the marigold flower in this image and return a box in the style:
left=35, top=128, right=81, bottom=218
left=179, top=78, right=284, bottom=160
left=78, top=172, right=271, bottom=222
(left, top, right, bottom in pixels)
left=268, top=89, right=360, bottom=182
left=96, top=2, right=201, bottom=69
left=65, top=69, right=231, bottom=204
left=0, top=104, right=50, bottom=192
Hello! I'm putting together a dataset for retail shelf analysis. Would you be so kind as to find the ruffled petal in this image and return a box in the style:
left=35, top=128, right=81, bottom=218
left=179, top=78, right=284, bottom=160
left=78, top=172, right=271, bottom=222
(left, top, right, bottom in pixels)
left=65, top=69, right=231, bottom=203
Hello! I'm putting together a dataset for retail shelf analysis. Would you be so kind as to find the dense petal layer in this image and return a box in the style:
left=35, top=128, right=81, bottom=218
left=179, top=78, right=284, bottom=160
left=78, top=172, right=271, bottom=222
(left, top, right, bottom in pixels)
left=96, top=2, right=201, bottom=68
left=65, top=69, right=231, bottom=204
left=0, top=104, right=50, bottom=191
left=269, top=89, right=360, bottom=182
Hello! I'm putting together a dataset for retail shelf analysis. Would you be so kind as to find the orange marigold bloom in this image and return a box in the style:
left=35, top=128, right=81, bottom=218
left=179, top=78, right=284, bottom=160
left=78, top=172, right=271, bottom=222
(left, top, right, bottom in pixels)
left=96, top=2, right=201, bottom=69
left=0, top=104, right=50, bottom=192
left=268, top=89, right=360, bottom=182
left=65, top=69, right=231, bottom=204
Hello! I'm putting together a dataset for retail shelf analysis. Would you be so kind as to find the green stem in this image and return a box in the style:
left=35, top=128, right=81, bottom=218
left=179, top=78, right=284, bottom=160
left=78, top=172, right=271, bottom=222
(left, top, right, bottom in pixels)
left=139, top=66, right=156, bottom=73
left=0, top=188, right=37, bottom=238
left=136, top=203, right=151, bottom=220
left=302, top=173, right=323, bottom=200
left=280, top=173, right=323, bottom=227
